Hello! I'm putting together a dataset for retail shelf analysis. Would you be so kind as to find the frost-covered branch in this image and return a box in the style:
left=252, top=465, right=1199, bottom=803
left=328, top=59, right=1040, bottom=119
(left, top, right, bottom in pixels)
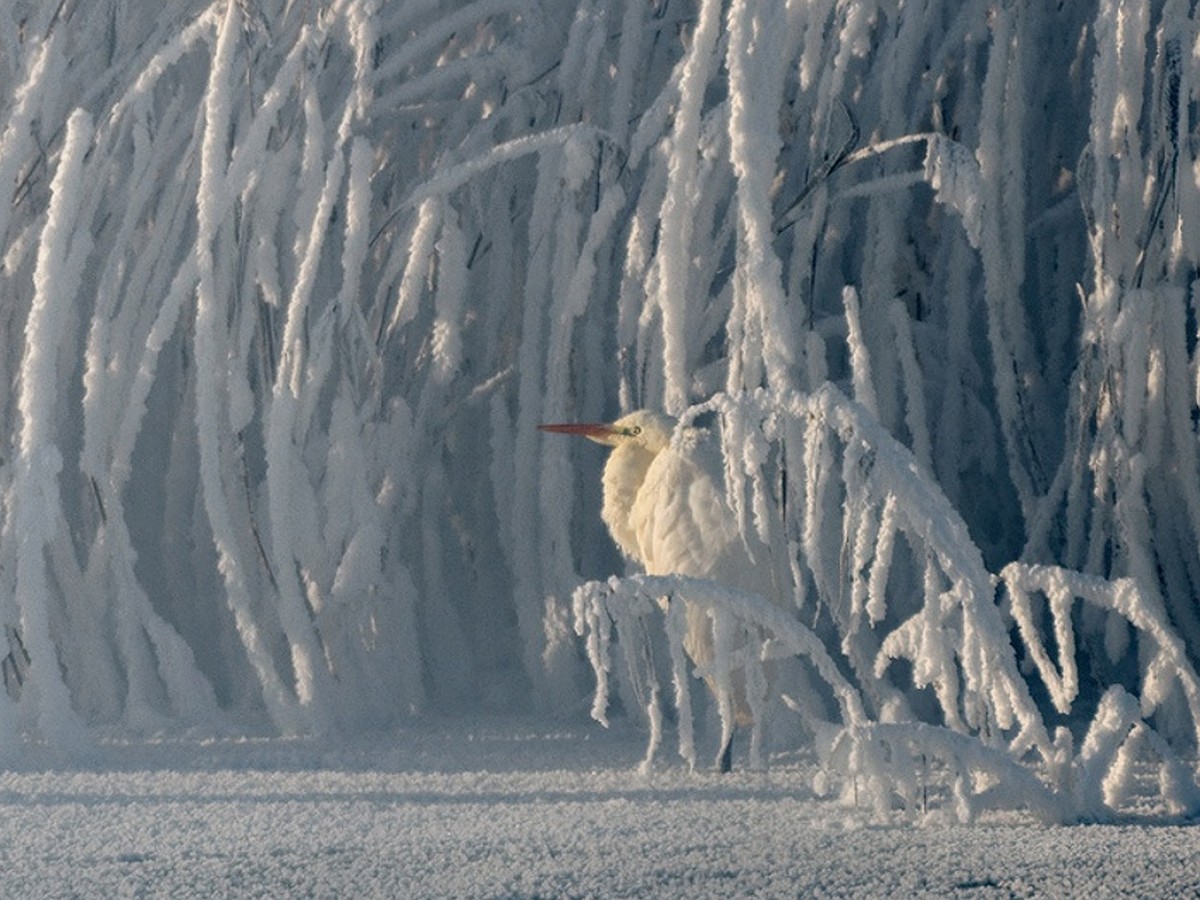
left=0, top=0, right=1199, bottom=826
left=573, top=388, right=1200, bottom=821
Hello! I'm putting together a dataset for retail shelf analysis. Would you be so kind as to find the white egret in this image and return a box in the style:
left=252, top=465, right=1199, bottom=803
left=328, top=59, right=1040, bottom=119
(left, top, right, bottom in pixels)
left=540, top=410, right=772, bottom=770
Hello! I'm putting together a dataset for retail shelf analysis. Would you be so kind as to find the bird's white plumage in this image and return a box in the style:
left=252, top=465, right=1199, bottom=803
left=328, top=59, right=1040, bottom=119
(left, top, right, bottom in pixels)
left=541, top=410, right=772, bottom=733
left=597, top=411, right=673, bottom=563
left=632, top=430, right=737, bottom=578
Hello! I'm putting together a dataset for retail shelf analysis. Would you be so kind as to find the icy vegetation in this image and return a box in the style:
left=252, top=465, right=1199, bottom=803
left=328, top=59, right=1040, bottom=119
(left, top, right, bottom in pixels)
left=1, top=0, right=1200, bottom=824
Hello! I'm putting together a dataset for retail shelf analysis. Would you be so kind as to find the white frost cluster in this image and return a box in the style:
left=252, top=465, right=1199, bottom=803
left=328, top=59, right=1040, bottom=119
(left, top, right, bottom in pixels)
left=0, top=0, right=1198, bottom=828
left=575, top=389, right=1200, bottom=821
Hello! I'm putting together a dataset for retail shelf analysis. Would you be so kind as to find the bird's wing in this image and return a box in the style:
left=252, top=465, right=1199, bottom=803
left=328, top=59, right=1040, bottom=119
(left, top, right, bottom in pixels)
left=630, top=435, right=741, bottom=581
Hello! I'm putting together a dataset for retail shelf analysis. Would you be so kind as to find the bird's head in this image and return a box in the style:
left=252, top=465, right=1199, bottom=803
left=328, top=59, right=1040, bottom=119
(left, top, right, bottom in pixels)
left=538, top=409, right=674, bottom=453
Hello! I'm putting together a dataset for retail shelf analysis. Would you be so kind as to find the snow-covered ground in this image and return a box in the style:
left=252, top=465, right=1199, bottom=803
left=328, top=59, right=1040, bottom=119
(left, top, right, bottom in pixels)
left=1, top=716, right=1197, bottom=898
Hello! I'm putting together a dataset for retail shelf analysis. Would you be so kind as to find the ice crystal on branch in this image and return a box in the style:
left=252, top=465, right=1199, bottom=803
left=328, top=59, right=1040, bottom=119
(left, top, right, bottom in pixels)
left=0, top=0, right=1197, bottom=822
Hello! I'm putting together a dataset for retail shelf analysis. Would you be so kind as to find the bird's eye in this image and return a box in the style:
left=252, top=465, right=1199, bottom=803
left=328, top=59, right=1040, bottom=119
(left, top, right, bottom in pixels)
left=626, top=426, right=642, bottom=436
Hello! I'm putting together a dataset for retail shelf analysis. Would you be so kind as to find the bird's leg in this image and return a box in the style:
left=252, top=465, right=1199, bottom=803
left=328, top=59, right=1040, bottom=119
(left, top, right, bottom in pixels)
left=717, top=728, right=734, bottom=774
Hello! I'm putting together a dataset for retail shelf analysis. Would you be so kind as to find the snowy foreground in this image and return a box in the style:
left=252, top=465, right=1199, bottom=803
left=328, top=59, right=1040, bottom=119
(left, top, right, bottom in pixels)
left=0, top=717, right=1197, bottom=898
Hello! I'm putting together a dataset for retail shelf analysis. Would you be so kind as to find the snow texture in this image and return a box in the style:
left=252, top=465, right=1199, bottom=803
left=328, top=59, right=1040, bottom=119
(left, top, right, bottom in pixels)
left=0, top=721, right=1198, bottom=897
left=0, top=0, right=1199, bottom=838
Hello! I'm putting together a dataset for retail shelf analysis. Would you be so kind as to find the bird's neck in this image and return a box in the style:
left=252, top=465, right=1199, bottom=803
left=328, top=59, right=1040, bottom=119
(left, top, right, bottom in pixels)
left=601, top=442, right=657, bottom=564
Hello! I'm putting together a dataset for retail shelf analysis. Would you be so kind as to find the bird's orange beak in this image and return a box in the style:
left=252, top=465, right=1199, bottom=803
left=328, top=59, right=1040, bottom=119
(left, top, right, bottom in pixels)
left=538, top=422, right=619, bottom=445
